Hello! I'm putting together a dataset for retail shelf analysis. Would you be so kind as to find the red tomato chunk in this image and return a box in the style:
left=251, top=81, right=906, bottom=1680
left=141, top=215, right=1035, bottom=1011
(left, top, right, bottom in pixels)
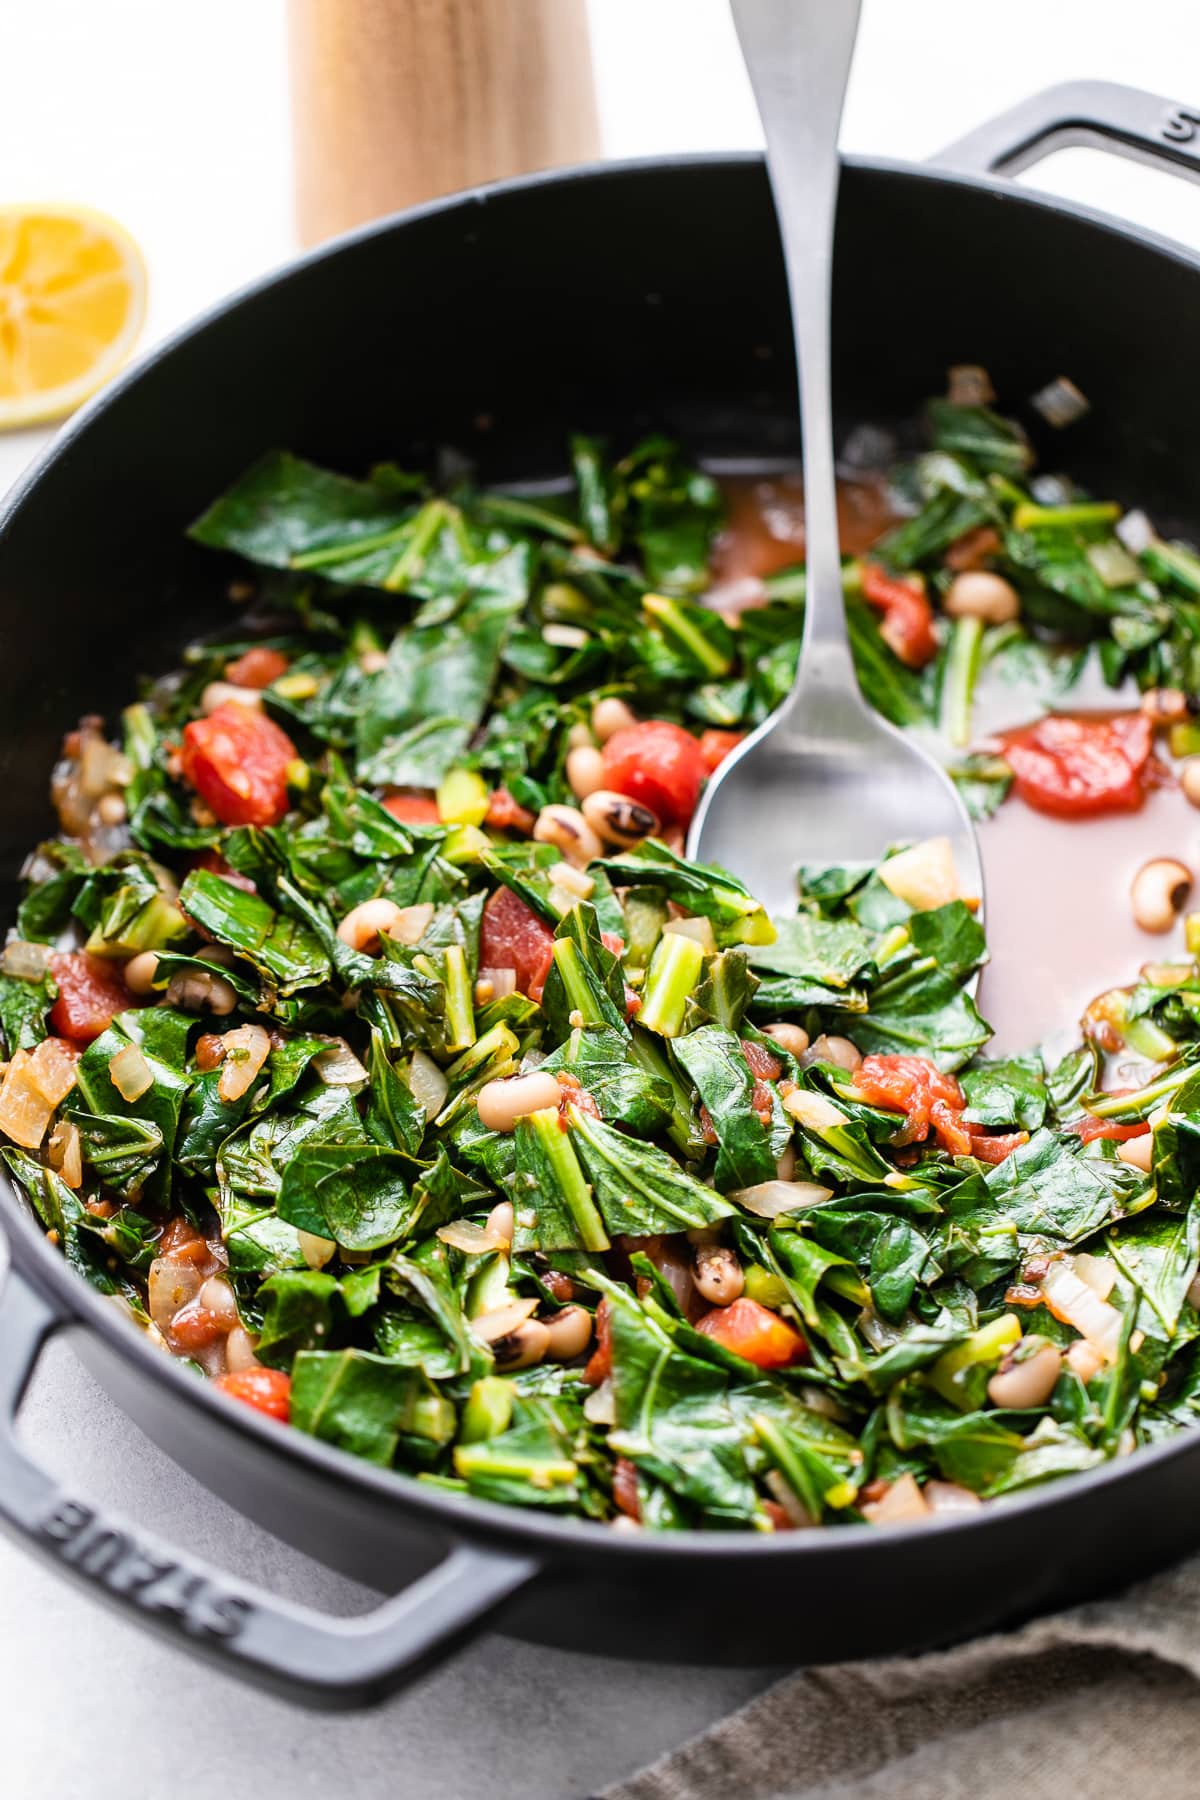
left=224, top=646, right=290, bottom=689
left=998, top=712, right=1153, bottom=818
left=695, top=1297, right=807, bottom=1368
left=853, top=1053, right=969, bottom=1152
left=48, top=952, right=129, bottom=1044
left=698, top=729, right=744, bottom=774
left=181, top=701, right=298, bottom=827
left=860, top=563, right=939, bottom=669
left=1066, top=1115, right=1150, bottom=1145
left=485, top=788, right=536, bottom=833
left=383, top=792, right=442, bottom=825
left=214, top=1368, right=291, bottom=1422
left=601, top=720, right=707, bottom=827
left=480, top=884, right=555, bottom=1002
left=854, top=1053, right=1028, bottom=1164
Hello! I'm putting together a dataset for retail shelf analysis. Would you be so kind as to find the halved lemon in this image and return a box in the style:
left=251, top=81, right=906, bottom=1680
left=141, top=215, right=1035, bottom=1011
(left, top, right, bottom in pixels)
left=0, top=203, right=147, bottom=430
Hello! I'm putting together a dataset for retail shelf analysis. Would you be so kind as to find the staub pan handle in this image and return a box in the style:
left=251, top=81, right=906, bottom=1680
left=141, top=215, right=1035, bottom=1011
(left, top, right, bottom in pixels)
left=0, top=1267, right=536, bottom=1708
left=931, top=78, right=1200, bottom=187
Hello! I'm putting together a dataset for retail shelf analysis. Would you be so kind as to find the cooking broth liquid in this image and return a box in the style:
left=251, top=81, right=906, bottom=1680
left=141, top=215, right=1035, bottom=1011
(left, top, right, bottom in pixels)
left=712, top=472, right=1199, bottom=1062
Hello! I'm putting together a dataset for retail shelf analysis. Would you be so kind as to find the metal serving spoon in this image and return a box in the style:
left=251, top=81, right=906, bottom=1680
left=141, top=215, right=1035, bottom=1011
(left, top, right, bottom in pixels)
left=688, top=0, right=983, bottom=919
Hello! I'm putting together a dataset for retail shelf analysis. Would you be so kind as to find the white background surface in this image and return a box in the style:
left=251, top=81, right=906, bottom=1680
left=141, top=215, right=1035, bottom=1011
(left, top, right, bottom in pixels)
left=4, top=3, right=1200, bottom=1794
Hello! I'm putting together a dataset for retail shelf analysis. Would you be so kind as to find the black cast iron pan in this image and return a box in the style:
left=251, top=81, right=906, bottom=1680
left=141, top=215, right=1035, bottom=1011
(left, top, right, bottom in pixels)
left=2, top=82, right=1200, bottom=1707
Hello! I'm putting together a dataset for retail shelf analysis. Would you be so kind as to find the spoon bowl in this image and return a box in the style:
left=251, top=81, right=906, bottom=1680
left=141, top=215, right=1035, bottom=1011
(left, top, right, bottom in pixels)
left=688, top=663, right=983, bottom=918
left=692, top=0, right=983, bottom=917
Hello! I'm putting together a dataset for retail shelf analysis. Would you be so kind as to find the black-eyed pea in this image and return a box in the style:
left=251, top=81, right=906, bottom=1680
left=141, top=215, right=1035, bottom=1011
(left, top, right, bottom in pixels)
left=532, top=803, right=603, bottom=867
left=581, top=789, right=660, bottom=848
left=565, top=744, right=607, bottom=800
left=476, top=1070, right=563, bottom=1132
left=987, top=1341, right=1062, bottom=1409
left=543, top=1305, right=593, bottom=1361
left=1130, top=858, right=1192, bottom=934
left=591, top=696, right=637, bottom=742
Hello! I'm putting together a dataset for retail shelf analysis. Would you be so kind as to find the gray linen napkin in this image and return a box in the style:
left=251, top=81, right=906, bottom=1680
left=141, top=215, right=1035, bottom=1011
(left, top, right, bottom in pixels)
left=604, top=1555, right=1200, bottom=1799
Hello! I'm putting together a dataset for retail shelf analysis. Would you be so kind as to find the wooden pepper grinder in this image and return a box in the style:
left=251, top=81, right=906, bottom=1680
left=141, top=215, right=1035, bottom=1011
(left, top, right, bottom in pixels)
left=288, top=0, right=602, bottom=245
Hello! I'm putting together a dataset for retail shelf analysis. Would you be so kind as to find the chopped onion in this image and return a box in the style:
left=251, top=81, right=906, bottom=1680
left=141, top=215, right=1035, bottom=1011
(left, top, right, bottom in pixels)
left=861, top=1472, right=930, bottom=1527
left=1042, top=1260, right=1123, bottom=1364
left=28, top=1035, right=78, bottom=1105
left=1117, top=509, right=1156, bottom=555
left=1086, top=539, right=1141, bottom=589
left=386, top=903, right=435, bottom=947
left=797, top=1384, right=849, bottom=1423
left=437, top=1218, right=509, bottom=1254
left=108, top=1043, right=154, bottom=1104
left=542, top=623, right=590, bottom=649
left=1, top=939, right=51, bottom=982
left=298, top=1229, right=336, bottom=1270
left=729, top=1178, right=832, bottom=1217
left=408, top=1048, right=449, bottom=1121
left=1029, top=375, right=1090, bottom=428
left=313, top=1038, right=369, bottom=1088
left=924, top=1480, right=982, bottom=1514
left=472, top=1296, right=539, bottom=1343
left=216, top=1023, right=271, bottom=1102
left=1066, top=1338, right=1105, bottom=1384
left=1074, top=1253, right=1117, bottom=1302
left=662, top=916, right=718, bottom=954
left=549, top=862, right=595, bottom=900
left=148, top=1255, right=204, bottom=1335
left=478, top=966, right=517, bottom=999
left=584, top=1378, right=616, bottom=1426
left=47, top=1119, right=82, bottom=1190
left=782, top=1088, right=847, bottom=1131
left=0, top=1051, right=56, bottom=1148
left=1030, top=472, right=1077, bottom=506
left=79, top=729, right=126, bottom=800
left=765, top=1468, right=815, bottom=1527
left=947, top=364, right=995, bottom=406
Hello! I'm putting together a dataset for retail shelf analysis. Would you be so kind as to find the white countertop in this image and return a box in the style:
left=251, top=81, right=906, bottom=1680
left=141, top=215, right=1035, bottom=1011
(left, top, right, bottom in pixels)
left=4, top=3, right=1200, bottom=1793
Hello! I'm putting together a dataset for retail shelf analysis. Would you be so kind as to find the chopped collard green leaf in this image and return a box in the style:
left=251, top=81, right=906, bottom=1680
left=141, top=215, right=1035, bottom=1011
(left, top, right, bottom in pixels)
left=9, top=387, right=1200, bottom=1535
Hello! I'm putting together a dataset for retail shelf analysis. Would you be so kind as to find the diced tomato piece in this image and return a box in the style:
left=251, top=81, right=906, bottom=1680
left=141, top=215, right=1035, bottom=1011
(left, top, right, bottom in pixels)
left=741, top=1038, right=782, bottom=1082
left=224, top=646, right=290, bottom=690
left=860, top=563, right=939, bottom=669
left=698, top=729, right=744, bottom=774
left=480, top=884, right=555, bottom=1001
left=214, top=1367, right=291, bottom=1422
left=967, top=1129, right=1029, bottom=1165
left=612, top=1456, right=642, bottom=1521
left=699, top=1103, right=719, bottom=1147
left=601, top=720, right=707, bottom=827
left=600, top=931, right=626, bottom=957
left=170, top=1298, right=228, bottom=1351
left=555, top=1071, right=600, bottom=1123
left=762, top=1499, right=797, bottom=1531
left=584, top=1298, right=612, bottom=1386
left=998, top=713, right=1153, bottom=818
left=159, top=1216, right=213, bottom=1264
left=382, top=792, right=442, bottom=825
left=181, top=702, right=298, bottom=828
left=1065, top=1115, right=1151, bottom=1145
left=484, top=787, right=536, bottom=834
left=48, top=953, right=130, bottom=1044
left=751, top=1079, right=775, bottom=1126
left=696, top=1297, right=807, bottom=1369
left=853, top=1053, right=969, bottom=1153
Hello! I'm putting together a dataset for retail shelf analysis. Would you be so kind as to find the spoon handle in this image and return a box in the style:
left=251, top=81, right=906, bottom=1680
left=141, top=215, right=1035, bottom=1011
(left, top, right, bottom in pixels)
left=731, top=0, right=863, bottom=709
